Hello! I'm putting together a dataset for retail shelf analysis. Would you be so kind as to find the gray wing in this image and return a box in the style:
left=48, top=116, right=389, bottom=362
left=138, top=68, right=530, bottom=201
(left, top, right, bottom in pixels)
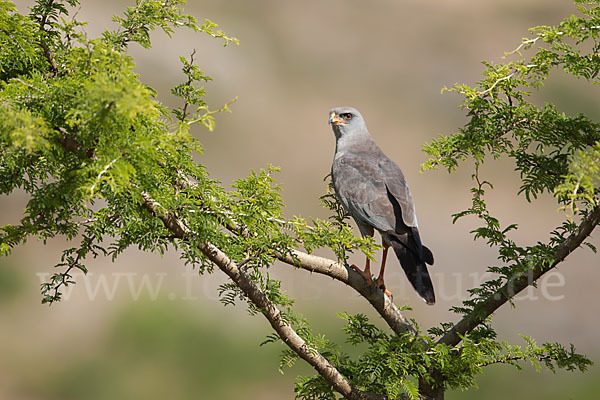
left=331, top=154, right=397, bottom=235
left=378, top=156, right=433, bottom=264
left=378, top=157, right=418, bottom=228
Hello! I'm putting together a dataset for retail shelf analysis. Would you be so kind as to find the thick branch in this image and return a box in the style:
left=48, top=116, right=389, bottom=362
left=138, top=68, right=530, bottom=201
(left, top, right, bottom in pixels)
left=438, top=204, right=600, bottom=347
left=276, top=250, right=417, bottom=336
left=139, top=193, right=384, bottom=400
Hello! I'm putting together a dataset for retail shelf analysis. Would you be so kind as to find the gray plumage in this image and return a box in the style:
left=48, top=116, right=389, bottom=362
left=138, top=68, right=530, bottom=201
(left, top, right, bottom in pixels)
left=328, top=106, right=435, bottom=304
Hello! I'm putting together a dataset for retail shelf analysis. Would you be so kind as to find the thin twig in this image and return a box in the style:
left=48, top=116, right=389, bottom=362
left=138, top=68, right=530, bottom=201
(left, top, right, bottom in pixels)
left=505, top=36, right=543, bottom=57
left=45, top=252, right=81, bottom=305
left=180, top=49, right=197, bottom=122
left=9, top=78, right=43, bottom=92
left=478, top=73, right=514, bottom=97
left=476, top=354, right=551, bottom=368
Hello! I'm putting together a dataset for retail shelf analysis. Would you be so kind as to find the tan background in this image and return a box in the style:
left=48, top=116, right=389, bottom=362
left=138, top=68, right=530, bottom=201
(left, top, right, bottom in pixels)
left=1, top=0, right=599, bottom=398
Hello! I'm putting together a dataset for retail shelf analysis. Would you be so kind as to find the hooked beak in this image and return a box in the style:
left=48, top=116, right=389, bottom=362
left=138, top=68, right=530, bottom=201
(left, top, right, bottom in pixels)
left=328, top=112, right=345, bottom=125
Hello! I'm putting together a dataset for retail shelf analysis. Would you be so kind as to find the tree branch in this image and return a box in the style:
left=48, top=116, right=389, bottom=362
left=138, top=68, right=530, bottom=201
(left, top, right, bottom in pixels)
left=35, top=0, right=59, bottom=75
left=276, top=249, right=417, bottom=336
left=438, top=204, right=600, bottom=347
left=139, top=192, right=385, bottom=400
left=38, top=39, right=58, bottom=75
left=180, top=49, right=196, bottom=122
left=202, top=244, right=385, bottom=400
left=42, top=252, right=81, bottom=305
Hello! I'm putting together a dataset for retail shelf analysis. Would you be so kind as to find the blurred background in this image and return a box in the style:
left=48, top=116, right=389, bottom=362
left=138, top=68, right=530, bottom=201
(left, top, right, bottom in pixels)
left=2, top=0, right=600, bottom=398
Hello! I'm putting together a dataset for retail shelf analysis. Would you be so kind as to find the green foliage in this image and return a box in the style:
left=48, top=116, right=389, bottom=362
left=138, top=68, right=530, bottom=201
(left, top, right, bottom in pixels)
left=171, top=49, right=237, bottom=132
left=555, top=143, right=600, bottom=213
left=103, top=0, right=237, bottom=50
left=422, top=0, right=600, bottom=330
left=294, top=312, right=592, bottom=400
left=416, top=0, right=600, bottom=395
left=0, top=0, right=245, bottom=305
left=289, top=178, right=380, bottom=264
left=0, top=2, right=46, bottom=80
left=1, top=1, right=598, bottom=399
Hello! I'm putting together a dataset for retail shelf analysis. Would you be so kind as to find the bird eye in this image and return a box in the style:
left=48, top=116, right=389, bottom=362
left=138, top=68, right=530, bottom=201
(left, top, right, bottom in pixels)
left=342, top=113, right=353, bottom=120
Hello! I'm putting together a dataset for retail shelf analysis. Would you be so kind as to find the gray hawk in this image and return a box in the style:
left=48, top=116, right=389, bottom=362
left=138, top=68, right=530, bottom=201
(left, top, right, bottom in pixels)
left=328, top=106, right=435, bottom=304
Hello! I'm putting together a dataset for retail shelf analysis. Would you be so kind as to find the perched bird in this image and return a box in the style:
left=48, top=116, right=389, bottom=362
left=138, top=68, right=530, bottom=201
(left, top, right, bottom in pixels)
left=328, top=106, right=435, bottom=304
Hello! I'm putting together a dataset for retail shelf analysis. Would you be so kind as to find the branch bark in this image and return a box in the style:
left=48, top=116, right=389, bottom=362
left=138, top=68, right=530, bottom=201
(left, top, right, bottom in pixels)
left=438, top=204, right=600, bottom=347
left=38, top=39, right=58, bottom=75
left=140, top=192, right=385, bottom=400
left=276, top=249, right=417, bottom=336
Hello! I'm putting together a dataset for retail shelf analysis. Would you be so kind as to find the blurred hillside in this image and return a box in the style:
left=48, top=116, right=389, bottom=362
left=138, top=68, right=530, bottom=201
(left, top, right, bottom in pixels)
left=2, top=0, right=600, bottom=399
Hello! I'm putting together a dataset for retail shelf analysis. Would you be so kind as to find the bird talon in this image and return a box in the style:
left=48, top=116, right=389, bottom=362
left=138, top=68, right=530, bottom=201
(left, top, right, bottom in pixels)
left=374, top=277, right=391, bottom=297
left=350, top=264, right=372, bottom=286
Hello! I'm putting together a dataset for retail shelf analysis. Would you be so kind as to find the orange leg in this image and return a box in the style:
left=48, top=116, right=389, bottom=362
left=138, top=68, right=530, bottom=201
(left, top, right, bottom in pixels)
left=375, top=245, right=392, bottom=297
left=350, top=255, right=372, bottom=285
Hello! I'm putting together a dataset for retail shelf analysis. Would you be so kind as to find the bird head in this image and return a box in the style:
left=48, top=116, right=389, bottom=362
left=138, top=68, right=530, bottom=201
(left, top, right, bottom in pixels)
left=328, top=107, right=367, bottom=140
